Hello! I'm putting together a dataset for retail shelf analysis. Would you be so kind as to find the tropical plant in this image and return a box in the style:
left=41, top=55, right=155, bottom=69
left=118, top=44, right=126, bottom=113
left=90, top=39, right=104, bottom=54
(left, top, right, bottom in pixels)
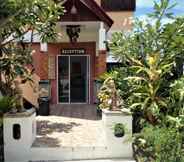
left=109, top=0, right=184, bottom=126
left=133, top=125, right=184, bottom=162
left=0, top=96, right=14, bottom=127
left=0, top=0, right=64, bottom=111
left=98, top=70, right=119, bottom=83
left=98, top=67, right=132, bottom=102
left=0, top=96, right=14, bottom=113
left=108, top=0, right=184, bottom=160
left=169, top=77, right=184, bottom=116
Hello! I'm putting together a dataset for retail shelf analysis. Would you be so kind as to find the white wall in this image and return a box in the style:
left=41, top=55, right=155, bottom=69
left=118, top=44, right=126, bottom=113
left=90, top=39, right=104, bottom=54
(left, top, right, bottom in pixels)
left=102, top=110, right=133, bottom=158
left=4, top=109, right=133, bottom=162
left=3, top=110, right=36, bottom=162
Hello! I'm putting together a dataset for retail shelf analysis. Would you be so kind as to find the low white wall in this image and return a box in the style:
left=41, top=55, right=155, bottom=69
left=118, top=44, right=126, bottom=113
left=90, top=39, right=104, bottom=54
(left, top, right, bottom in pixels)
left=3, top=109, right=133, bottom=161
left=102, top=109, right=133, bottom=158
left=3, top=109, right=36, bottom=162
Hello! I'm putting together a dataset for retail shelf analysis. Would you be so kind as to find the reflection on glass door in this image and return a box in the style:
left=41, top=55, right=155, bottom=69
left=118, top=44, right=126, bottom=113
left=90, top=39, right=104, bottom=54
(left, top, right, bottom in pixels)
left=58, top=56, right=69, bottom=103
left=70, top=56, right=88, bottom=103
left=58, top=55, right=89, bottom=103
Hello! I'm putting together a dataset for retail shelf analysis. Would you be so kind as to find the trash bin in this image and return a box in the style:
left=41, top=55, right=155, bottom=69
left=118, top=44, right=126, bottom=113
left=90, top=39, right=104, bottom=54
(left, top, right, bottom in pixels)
left=94, top=79, right=102, bottom=104
left=37, top=80, right=50, bottom=116
left=37, top=97, right=50, bottom=116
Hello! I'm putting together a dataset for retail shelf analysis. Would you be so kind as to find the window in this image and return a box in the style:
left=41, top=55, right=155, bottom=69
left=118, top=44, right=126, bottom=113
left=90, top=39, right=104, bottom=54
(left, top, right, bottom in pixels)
left=101, top=0, right=136, bottom=11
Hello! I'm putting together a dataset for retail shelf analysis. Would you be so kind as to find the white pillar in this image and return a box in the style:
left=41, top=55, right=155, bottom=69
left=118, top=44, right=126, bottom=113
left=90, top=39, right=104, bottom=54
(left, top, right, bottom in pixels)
left=3, top=109, right=36, bottom=162
left=102, top=109, right=133, bottom=158
left=99, top=22, right=106, bottom=51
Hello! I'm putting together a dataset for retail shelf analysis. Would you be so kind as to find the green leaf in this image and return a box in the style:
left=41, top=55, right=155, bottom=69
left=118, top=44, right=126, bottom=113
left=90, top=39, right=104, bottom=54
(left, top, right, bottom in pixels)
left=154, top=1, right=161, bottom=12
left=130, top=103, right=143, bottom=109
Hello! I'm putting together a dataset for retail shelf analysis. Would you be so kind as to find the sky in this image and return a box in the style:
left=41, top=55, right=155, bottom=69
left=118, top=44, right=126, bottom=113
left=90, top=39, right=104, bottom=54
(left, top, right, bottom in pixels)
left=135, top=0, right=184, bottom=23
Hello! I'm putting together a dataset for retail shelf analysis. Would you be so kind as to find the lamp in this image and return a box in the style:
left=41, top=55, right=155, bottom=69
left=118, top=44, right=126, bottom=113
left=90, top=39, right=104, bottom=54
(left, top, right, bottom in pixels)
left=70, top=0, right=77, bottom=14
left=40, top=42, right=48, bottom=52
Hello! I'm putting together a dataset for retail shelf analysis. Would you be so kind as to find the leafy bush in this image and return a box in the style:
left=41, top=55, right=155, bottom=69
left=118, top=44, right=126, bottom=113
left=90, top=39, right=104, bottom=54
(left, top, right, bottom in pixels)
left=169, top=77, right=184, bottom=116
left=0, top=96, right=14, bottom=127
left=0, top=96, right=14, bottom=113
left=108, top=0, right=184, bottom=160
left=98, top=68, right=131, bottom=99
left=133, top=125, right=184, bottom=162
left=109, top=0, right=184, bottom=124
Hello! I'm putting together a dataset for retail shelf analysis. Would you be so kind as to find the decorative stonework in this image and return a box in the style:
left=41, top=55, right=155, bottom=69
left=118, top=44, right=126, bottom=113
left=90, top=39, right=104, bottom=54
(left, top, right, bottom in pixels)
left=4, top=109, right=36, bottom=162
left=66, top=25, right=81, bottom=43
left=102, top=109, right=133, bottom=158
left=98, top=77, right=124, bottom=111
left=4, top=108, right=35, bottom=118
left=48, top=56, right=56, bottom=79
left=3, top=108, right=133, bottom=161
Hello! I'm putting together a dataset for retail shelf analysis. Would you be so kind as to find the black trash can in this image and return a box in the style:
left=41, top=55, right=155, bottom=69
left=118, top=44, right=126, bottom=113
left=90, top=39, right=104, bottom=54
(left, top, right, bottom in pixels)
left=37, top=97, right=50, bottom=116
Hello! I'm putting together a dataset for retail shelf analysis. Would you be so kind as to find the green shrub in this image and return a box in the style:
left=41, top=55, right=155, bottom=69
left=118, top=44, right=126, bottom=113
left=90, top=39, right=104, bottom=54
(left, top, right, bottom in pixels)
left=0, top=96, right=14, bottom=113
left=108, top=0, right=184, bottom=160
left=133, top=125, right=184, bottom=162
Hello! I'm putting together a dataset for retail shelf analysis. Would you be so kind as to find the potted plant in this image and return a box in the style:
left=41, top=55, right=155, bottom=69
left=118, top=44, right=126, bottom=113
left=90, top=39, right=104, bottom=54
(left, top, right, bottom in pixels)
left=97, top=77, right=125, bottom=111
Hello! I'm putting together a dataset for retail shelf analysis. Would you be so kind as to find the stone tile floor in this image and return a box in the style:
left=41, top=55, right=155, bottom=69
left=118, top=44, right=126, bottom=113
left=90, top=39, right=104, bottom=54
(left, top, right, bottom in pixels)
left=32, top=115, right=105, bottom=147
left=49, top=104, right=99, bottom=120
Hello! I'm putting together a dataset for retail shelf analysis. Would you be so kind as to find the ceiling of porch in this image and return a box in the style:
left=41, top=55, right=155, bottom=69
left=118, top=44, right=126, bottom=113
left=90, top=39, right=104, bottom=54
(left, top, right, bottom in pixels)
left=60, top=0, right=113, bottom=29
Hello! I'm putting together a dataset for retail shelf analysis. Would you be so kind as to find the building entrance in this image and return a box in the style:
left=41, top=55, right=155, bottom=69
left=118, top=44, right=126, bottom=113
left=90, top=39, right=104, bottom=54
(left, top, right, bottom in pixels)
left=58, top=55, right=90, bottom=104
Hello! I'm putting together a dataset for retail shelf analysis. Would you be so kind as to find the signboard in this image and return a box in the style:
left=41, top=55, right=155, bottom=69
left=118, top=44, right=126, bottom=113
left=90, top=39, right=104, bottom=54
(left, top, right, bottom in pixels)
left=61, top=48, right=86, bottom=55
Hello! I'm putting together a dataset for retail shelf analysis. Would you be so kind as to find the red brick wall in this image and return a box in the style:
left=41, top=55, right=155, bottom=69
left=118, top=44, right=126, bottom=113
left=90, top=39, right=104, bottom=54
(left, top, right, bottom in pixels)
left=95, top=50, right=107, bottom=78
left=31, top=43, right=107, bottom=105
left=32, top=43, right=48, bottom=80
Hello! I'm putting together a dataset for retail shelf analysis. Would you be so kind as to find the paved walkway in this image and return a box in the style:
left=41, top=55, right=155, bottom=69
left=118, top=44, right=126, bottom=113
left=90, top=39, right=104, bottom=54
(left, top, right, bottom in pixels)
left=31, top=105, right=136, bottom=162
left=33, top=115, right=105, bottom=147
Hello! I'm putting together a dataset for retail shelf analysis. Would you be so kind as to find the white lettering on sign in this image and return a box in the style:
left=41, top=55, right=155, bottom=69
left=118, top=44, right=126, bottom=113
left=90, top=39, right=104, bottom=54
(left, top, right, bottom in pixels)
left=61, top=49, right=85, bottom=55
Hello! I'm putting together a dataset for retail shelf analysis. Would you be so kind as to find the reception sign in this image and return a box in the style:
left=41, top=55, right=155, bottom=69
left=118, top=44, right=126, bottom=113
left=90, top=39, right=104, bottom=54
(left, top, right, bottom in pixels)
left=61, top=49, right=86, bottom=55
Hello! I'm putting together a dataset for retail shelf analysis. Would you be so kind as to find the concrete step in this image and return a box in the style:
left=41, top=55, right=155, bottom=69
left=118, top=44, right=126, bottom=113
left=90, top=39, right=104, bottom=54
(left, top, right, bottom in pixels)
left=30, top=146, right=133, bottom=162
left=30, top=159, right=136, bottom=162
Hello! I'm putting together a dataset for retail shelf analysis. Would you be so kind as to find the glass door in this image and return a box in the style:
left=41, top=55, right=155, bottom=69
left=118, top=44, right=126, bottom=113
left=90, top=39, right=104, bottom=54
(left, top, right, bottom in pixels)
left=58, top=55, right=89, bottom=103
left=58, top=56, right=70, bottom=103
left=70, top=56, right=88, bottom=103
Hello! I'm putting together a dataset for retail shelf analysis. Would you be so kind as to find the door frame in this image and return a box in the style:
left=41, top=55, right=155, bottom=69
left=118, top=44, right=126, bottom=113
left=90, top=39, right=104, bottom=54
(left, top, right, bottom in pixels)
left=57, top=55, right=90, bottom=104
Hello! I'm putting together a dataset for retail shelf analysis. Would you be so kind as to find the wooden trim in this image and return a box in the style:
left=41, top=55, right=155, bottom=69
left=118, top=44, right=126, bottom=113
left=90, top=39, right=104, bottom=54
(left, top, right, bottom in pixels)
left=81, top=0, right=113, bottom=28
left=62, top=0, right=113, bottom=29
left=101, top=0, right=136, bottom=11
